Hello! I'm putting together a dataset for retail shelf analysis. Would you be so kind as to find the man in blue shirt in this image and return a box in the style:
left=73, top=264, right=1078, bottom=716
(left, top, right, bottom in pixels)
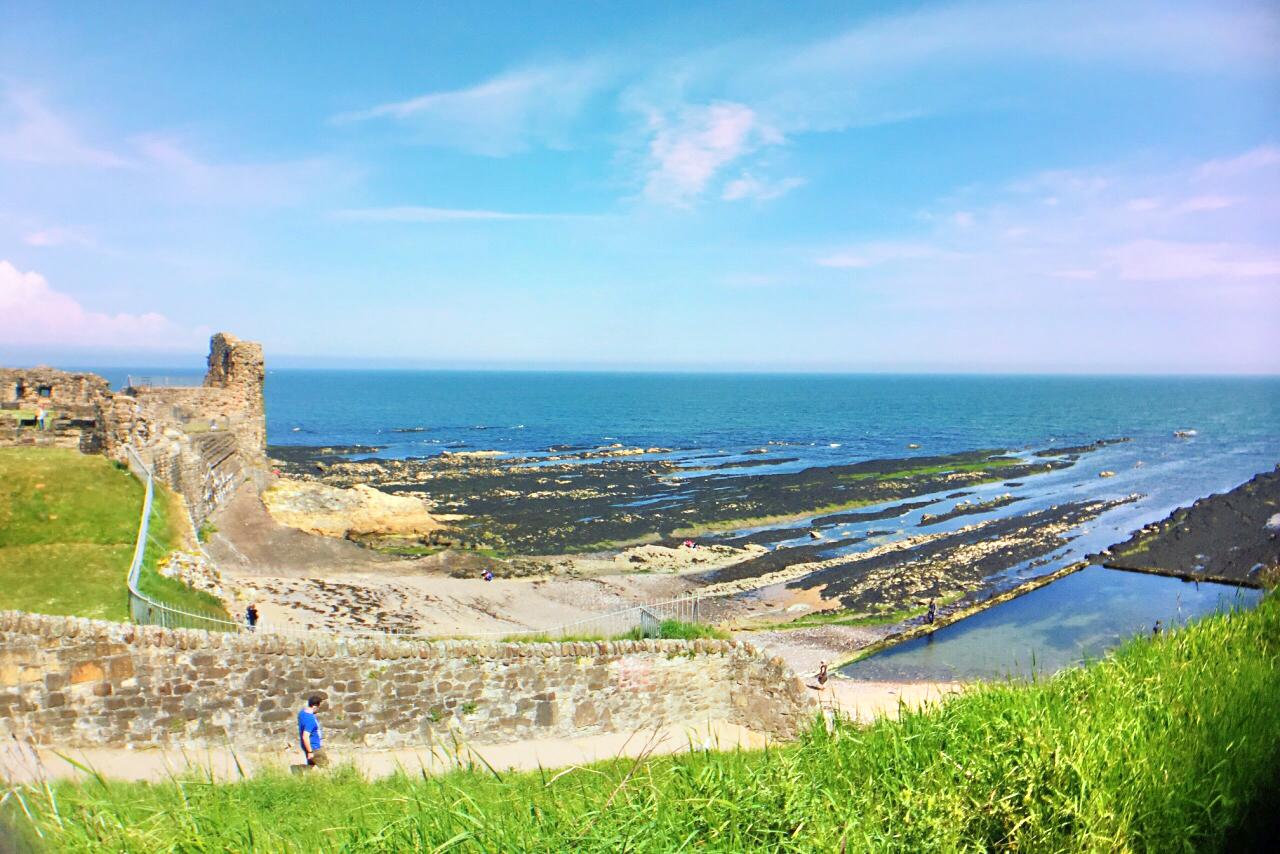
left=298, top=695, right=328, bottom=768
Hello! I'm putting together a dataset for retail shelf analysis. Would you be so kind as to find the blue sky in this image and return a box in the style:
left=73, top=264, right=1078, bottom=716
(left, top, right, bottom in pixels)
left=1, top=0, right=1277, bottom=372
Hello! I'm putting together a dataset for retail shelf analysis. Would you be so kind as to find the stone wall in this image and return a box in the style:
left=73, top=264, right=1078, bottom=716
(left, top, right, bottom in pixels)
left=0, top=368, right=113, bottom=452
left=0, top=612, right=815, bottom=750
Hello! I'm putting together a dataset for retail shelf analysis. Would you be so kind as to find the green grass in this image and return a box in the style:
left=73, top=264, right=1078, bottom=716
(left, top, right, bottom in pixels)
left=0, top=446, right=226, bottom=622
left=196, top=519, right=218, bottom=543
left=621, top=618, right=731, bottom=640
left=6, top=595, right=1276, bottom=851
left=838, top=457, right=1023, bottom=482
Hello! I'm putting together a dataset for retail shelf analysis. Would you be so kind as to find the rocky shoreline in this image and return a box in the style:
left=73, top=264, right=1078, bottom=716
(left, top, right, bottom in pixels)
left=266, top=441, right=1118, bottom=559
left=1103, top=466, right=1280, bottom=585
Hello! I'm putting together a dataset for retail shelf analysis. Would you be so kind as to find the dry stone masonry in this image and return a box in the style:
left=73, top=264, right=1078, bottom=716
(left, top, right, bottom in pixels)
left=0, top=612, right=816, bottom=750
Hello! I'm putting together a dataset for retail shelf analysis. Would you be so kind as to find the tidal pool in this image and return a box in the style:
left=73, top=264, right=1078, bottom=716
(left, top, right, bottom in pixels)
left=839, top=565, right=1263, bottom=683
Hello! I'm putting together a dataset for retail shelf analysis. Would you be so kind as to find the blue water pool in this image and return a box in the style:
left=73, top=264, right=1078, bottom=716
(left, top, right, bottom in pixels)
left=840, top=565, right=1263, bottom=683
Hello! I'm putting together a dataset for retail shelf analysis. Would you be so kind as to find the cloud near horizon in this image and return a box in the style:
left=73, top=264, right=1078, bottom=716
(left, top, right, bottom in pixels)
left=0, top=260, right=203, bottom=350
left=812, top=145, right=1280, bottom=298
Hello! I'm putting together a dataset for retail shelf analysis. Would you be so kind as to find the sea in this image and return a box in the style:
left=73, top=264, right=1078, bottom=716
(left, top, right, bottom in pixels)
left=93, top=369, right=1280, bottom=677
left=97, top=369, right=1280, bottom=558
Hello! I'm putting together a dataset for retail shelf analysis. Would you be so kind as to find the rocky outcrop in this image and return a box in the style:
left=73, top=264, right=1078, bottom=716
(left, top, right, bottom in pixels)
left=263, top=478, right=442, bottom=539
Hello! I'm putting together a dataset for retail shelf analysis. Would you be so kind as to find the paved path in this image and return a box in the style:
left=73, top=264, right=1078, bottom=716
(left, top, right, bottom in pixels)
left=0, top=719, right=771, bottom=785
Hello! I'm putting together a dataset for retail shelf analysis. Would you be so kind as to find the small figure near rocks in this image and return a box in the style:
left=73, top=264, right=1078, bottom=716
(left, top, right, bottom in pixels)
left=481, top=569, right=494, bottom=582
left=1152, top=620, right=1163, bottom=637
left=926, top=599, right=937, bottom=624
left=245, top=602, right=259, bottom=633
left=816, top=661, right=829, bottom=689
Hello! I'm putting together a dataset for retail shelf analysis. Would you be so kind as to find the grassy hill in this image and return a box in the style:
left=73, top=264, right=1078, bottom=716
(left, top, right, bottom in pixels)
left=5, top=590, right=1275, bottom=851
left=0, top=446, right=227, bottom=621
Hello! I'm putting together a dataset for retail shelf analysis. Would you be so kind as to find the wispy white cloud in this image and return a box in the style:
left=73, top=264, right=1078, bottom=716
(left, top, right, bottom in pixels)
left=21, top=226, right=95, bottom=248
left=1, top=88, right=351, bottom=209
left=0, top=86, right=131, bottom=168
left=1197, top=144, right=1280, bottom=178
left=813, top=146, right=1280, bottom=292
left=1108, top=240, right=1280, bottom=281
left=816, top=242, right=947, bottom=269
left=333, top=206, right=583, bottom=223
left=641, top=102, right=782, bottom=206
left=132, top=134, right=349, bottom=207
left=721, top=173, right=805, bottom=202
left=0, top=259, right=201, bottom=349
left=331, top=62, right=610, bottom=156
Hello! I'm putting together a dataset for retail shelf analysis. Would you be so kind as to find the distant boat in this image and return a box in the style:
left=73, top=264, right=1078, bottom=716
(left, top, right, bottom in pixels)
left=1174, top=429, right=1198, bottom=438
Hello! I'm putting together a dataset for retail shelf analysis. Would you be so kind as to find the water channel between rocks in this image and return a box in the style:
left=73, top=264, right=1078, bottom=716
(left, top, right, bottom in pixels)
left=839, top=565, right=1264, bottom=683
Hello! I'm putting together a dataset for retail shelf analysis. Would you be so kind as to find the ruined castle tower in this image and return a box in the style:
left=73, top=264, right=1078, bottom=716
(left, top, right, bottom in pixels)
left=203, top=332, right=266, bottom=459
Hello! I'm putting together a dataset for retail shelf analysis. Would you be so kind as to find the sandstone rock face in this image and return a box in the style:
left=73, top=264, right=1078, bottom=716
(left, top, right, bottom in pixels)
left=263, top=479, right=442, bottom=539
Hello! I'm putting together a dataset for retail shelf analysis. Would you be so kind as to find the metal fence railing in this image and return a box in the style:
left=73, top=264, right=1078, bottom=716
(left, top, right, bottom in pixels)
left=123, top=447, right=242, bottom=632
left=121, top=446, right=708, bottom=640
left=125, top=375, right=202, bottom=390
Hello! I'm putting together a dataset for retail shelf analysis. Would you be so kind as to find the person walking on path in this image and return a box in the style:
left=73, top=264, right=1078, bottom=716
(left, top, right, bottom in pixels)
left=816, top=661, right=829, bottom=689
left=245, top=603, right=259, bottom=632
left=926, top=599, right=937, bottom=624
left=298, top=695, right=328, bottom=768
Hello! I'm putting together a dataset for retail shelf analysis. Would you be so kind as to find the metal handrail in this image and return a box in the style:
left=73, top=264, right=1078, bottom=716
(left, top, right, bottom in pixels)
left=121, top=445, right=708, bottom=640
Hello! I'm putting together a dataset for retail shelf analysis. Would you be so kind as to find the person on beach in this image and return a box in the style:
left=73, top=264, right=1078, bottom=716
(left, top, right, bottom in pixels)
left=245, top=602, right=259, bottom=632
left=481, top=569, right=494, bottom=582
left=1152, top=620, right=1163, bottom=636
left=817, top=661, right=829, bottom=689
left=298, top=695, right=328, bottom=768
left=926, top=599, right=937, bottom=624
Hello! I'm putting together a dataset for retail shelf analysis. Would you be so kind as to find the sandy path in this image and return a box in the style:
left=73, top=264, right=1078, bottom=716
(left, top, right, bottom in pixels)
left=0, top=719, right=769, bottom=785
left=817, top=678, right=964, bottom=723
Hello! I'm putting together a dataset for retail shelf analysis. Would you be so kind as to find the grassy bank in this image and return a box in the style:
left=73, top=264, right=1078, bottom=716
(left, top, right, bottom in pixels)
left=0, top=447, right=226, bottom=622
left=6, top=594, right=1275, bottom=851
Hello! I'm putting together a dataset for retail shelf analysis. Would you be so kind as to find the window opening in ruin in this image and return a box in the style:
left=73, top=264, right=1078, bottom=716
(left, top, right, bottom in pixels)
left=15, top=381, right=25, bottom=398
left=37, top=386, right=52, bottom=398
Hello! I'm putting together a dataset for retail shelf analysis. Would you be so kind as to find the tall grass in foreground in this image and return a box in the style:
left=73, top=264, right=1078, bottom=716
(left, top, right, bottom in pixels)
left=5, top=596, right=1277, bottom=852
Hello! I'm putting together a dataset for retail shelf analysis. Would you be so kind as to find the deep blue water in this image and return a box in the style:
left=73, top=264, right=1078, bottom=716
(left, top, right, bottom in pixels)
left=91, top=371, right=1279, bottom=472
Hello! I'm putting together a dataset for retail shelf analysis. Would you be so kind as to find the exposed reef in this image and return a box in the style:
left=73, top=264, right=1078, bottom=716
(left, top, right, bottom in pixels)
left=1105, top=466, right=1280, bottom=585
left=270, top=444, right=1090, bottom=556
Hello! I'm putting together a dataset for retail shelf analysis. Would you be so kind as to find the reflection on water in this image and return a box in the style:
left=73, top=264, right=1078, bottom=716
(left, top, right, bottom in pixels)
left=840, top=566, right=1263, bottom=683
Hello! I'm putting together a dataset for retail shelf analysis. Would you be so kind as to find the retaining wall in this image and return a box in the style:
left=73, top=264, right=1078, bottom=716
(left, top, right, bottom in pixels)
left=0, top=612, right=814, bottom=751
